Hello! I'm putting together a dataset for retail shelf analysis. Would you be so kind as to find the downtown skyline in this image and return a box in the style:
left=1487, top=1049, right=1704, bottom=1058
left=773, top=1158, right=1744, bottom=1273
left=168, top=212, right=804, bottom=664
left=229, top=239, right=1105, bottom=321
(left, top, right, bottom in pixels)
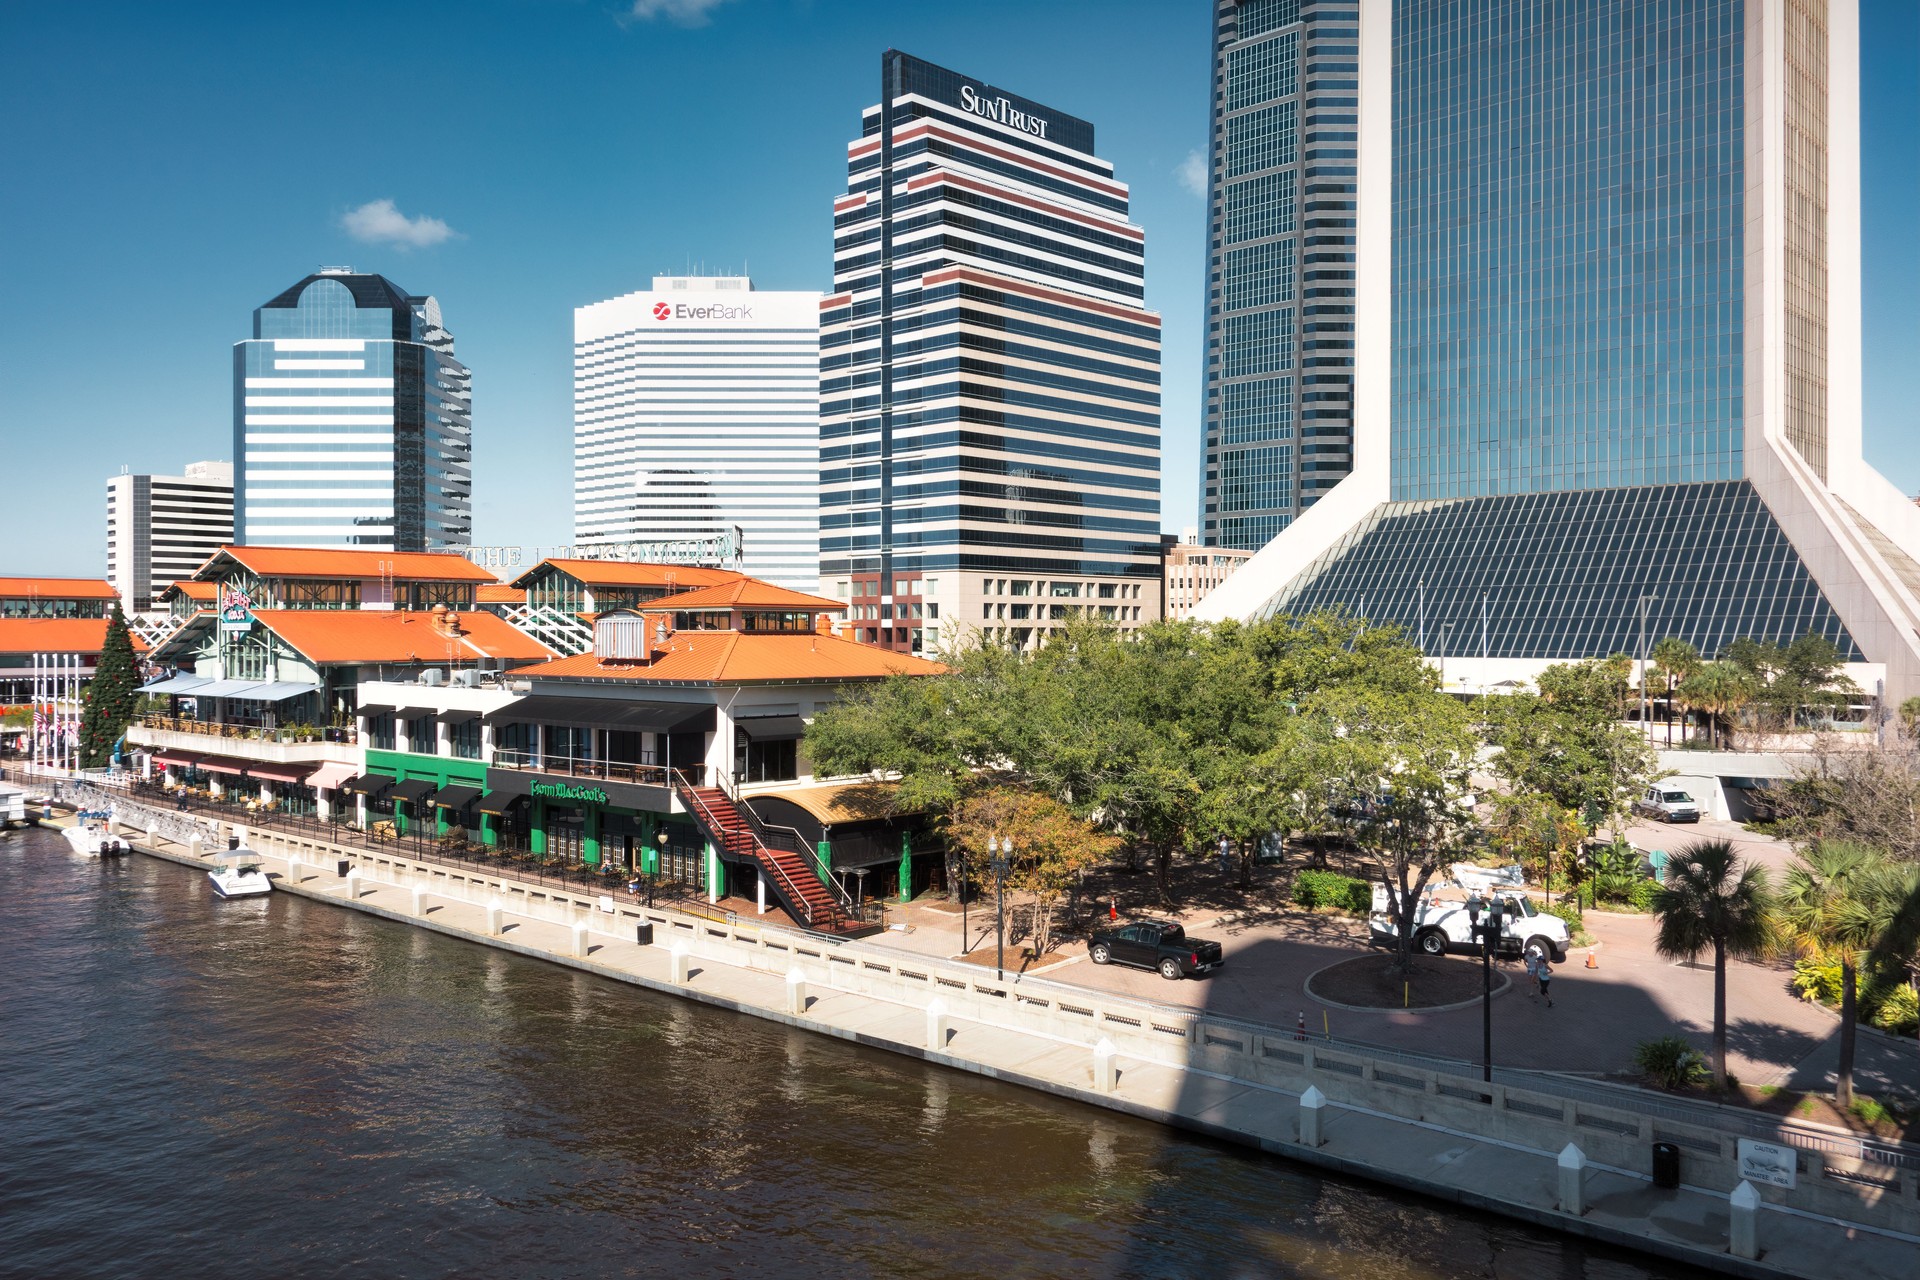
left=2, top=0, right=1917, bottom=578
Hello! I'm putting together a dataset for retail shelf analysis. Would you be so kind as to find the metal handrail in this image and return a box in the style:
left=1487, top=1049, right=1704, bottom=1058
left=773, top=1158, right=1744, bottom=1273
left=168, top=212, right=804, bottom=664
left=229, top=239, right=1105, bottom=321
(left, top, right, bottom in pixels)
left=490, top=750, right=671, bottom=788
left=669, top=768, right=832, bottom=928
left=707, top=769, right=859, bottom=919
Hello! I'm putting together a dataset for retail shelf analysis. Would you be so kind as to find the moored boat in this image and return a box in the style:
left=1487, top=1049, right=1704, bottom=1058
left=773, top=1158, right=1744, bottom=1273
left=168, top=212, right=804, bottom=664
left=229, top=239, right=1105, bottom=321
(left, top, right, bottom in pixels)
left=209, top=850, right=272, bottom=899
left=64, top=816, right=128, bottom=857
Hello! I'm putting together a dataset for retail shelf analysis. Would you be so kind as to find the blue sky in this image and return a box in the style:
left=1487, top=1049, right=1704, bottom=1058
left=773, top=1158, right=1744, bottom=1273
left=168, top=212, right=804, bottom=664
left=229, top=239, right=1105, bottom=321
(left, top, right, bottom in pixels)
left=1, top=0, right=1915, bottom=576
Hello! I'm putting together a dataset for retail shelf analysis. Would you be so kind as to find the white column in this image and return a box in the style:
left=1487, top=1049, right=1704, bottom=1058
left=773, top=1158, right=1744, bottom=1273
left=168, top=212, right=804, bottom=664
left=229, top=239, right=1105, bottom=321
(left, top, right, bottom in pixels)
left=757, top=869, right=768, bottom=915
left=1728, top=1181, right=1761, bottom=1260
left=1557, top=1143, right=1587, bottom=1217
left=1298, top=1085, right=1326, bottom=1147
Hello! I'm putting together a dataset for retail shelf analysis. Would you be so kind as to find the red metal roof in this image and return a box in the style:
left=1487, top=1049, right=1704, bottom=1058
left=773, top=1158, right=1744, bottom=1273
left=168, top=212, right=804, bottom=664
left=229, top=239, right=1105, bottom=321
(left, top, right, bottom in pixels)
left=649, top=580, right=846, bottom=612
left=0, top=619, right=148, bottom=655
left=512, top=631, right=943, bottom=685
left=0, top=577, right=119, bottom=599
left=508, top=559, right=744, bottom=591
left=194, top=546, right=497, bottom=583
left=247, top=610, right=554, bottom=665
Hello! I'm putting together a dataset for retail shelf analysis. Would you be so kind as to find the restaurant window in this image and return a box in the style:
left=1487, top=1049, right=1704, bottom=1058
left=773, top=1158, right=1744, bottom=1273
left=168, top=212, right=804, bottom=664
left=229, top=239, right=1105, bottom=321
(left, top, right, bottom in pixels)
left=408, top=582, right=475, bottom=611
left=405, top=715, right=437, bottom=753
left=367, top=712, right=395, bottom=751
left=449, top=718, right=481, bottom=760
left=734, top=732, right=798, bottom=784
left=281, top=580, right=361, bottom=610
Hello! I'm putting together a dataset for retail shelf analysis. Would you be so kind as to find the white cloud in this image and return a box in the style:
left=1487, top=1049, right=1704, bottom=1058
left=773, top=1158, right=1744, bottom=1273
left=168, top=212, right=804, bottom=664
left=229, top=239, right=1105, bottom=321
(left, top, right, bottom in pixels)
left=626, top=0, right=734, bottom=25
left=1176, top=150, right=1208, bottom=197
left=340, top=199, right=458, bottom=249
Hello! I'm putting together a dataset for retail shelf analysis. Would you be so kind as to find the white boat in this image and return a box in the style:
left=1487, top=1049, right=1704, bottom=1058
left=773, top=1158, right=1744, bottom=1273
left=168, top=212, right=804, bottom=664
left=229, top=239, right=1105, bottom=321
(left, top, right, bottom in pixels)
left=209, top=850, right=273, bottom=899
left=0, top=786, right=26, bottom=827
left=64, top=819, right=128, bottom=857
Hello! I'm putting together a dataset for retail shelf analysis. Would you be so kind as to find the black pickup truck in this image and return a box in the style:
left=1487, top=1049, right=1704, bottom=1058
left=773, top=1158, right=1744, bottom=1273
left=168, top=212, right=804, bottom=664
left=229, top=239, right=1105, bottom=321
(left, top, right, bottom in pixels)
left=1087, top=920, right=1225, bottom=980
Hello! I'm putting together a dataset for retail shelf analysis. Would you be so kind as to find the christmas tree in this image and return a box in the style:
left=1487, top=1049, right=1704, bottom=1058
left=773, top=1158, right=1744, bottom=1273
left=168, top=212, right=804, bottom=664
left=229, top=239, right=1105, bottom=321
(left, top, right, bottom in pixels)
left=79, top=605, right=140, bottom=769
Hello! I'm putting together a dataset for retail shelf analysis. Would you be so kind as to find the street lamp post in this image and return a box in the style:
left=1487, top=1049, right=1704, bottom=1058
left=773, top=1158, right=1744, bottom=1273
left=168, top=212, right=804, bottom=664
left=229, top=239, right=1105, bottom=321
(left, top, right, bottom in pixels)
left=1465, top=893, right=1505, bottom=1084
left=959, top=851, right=970, bottom=953
left=988, top=835, right=1012, bottom=980
left=652, top=828, right=667, bottom=907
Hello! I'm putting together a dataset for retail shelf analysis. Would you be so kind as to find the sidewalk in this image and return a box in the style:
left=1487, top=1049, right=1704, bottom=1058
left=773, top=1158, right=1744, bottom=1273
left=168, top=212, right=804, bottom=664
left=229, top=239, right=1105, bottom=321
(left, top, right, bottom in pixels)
left=88, top=810, right=1919, bottom=1280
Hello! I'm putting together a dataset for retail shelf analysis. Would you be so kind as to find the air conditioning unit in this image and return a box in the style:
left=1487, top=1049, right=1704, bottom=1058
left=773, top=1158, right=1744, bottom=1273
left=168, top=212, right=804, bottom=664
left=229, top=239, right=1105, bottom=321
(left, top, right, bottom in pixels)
left=419, top=668, right=447, bottom=686
left=450, top=670, right=482, bottom=688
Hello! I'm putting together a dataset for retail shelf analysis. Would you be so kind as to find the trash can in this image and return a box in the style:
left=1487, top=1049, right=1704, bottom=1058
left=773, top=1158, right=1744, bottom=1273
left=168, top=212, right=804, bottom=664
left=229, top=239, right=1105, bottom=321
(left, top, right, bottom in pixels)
left=635, top=922, right=655, bottom=946
left=337, top=859, right=351, bottom=878
left=228, top=834, right=241, bottom=851
left=1651, top=1141, right=1680, bottom=1189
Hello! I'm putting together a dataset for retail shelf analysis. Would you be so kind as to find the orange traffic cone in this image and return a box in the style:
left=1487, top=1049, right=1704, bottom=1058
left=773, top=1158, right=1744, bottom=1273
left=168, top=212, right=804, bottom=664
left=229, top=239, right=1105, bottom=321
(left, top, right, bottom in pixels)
left=1586, top=946, right=1598, bottom=970
left=1296, top=1010, right=1307, bottom=1042
left=1109, top=897, right=1118, bottom=921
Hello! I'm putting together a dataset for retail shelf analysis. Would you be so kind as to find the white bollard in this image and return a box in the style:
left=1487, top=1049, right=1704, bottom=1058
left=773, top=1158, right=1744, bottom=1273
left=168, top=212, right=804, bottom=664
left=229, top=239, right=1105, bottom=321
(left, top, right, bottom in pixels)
left=234, top=824, right=247, bottom=848
left=572, top=922, right=591, bottom=958
left=1093, top=1037, right=1118, bottom=1093
left=1557, top=1143, right=1587, bottom=1216
left=786, top=968, right=807, bottom=1015
left=188, top=832, right=205, bottom=859
left=287, top=860, right=304, bottom=885
left=412, top=886, right=430, bottom=916
left=1299, top=1085, right=1326, bottom=1148
left=146, top=822, right=159, bottom=847
left=670, top=942, right=692, bottom=984
left=346, top=872, right=363, bottom=900
left=1729, top=1180, right=1761, bottom=1260
left=926, top=998, right=950, bottom=1052
left=485, top=900, right=506, bottom=935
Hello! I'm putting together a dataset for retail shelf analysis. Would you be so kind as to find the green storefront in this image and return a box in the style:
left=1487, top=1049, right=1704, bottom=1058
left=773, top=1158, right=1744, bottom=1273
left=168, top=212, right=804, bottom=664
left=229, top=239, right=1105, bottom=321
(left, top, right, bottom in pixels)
left=363, top=749, right=489, bottom=838
left=481, top=767, right=713, bottom=889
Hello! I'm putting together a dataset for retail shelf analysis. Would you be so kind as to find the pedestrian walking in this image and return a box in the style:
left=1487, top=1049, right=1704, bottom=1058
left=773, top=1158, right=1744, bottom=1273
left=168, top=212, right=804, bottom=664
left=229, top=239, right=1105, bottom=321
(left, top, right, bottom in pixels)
left=1537, top=959, right=1554, bottom=1007
left=1523, top=949, right=1540, bottom=998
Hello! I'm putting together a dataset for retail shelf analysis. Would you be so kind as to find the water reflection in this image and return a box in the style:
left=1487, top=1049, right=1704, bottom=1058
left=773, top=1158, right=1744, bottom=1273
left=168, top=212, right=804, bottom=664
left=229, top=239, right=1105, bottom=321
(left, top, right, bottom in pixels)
left=0, top=828, right=1692, bottom=1280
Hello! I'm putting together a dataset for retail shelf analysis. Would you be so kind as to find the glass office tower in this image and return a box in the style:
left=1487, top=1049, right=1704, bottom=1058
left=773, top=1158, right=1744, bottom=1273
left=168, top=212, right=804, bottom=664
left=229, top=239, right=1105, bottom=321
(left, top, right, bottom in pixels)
left=820, top=51, right=1163, bottom=655
left=1198, top=0, right=1920, bottom=705
left=1200, top=0, right=1360, bottom=549
left=233, top=270, right=472, bottom=551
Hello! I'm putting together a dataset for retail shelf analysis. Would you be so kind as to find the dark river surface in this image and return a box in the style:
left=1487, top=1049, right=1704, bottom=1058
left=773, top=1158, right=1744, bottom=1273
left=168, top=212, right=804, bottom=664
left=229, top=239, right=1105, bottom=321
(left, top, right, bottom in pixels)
left=0, top=825, right=1694, bottom=1280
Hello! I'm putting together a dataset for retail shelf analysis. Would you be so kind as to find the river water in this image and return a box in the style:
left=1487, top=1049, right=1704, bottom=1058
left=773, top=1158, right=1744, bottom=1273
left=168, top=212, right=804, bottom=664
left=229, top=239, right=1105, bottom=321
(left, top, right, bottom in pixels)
left=0, top=826, right=1692, bottom=1280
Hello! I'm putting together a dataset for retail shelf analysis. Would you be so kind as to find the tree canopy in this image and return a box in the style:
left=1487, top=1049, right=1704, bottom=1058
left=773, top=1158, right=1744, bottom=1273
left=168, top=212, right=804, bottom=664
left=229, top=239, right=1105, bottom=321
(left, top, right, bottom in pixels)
left=78, top=605, right=140, bottom=770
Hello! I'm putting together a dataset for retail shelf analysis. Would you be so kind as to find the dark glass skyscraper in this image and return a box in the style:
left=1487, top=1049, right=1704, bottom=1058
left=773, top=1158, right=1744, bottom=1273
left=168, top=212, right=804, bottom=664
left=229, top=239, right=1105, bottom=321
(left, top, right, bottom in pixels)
left=1200, top=0, right=1920, bottom=706
left=820, top=51, right=1163, bottom=655
left=1200, top=0, right=1360, bottom=549
left=234, top=270, right=472, bottom=551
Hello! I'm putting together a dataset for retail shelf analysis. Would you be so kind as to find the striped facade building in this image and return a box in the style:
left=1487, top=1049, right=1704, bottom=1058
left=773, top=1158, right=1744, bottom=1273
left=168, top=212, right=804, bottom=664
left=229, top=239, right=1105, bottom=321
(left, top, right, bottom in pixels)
left=233, top=270, right=472, bottom=552
left=820, top=51, right=1163, bottom=655
left=105, top=461, right=234, bottom=613
left=572, top=277, right=822, bottom=589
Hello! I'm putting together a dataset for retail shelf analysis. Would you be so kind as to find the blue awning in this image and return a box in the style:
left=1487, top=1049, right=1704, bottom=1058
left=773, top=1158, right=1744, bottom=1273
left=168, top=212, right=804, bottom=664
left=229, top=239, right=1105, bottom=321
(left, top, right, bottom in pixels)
left=247, top=681, right=320, bottom=703
left=139, top=674, right=212, bottom=694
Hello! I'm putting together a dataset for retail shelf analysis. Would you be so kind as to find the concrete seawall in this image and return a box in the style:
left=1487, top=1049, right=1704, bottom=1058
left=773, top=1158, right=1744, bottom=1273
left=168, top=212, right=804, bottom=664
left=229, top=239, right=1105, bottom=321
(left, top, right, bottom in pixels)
left=85, top=800, right=1920, bottom=1280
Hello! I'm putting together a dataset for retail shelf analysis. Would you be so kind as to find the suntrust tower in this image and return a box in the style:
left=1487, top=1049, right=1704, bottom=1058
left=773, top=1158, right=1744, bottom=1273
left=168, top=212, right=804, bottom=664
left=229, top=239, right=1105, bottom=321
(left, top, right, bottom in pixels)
left=820, top=52, right=1164, bottom=656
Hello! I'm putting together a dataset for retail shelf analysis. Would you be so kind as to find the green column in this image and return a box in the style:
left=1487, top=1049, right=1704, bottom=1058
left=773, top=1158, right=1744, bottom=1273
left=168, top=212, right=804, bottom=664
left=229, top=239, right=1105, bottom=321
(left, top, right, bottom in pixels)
left=480, top=810, right=498, bottom=848
left=815, top=839, right=832, bottom=881
left=640, top=813, right=659, bottom=876
left=583, top=805, right=602, bottom=867
left=394, top=798, right=408, bottom=836
left=530, top=797, right=548, bottom=857
left=899, top=831, right=912, bottom=903
left=436, top=802, right=449, bottom=837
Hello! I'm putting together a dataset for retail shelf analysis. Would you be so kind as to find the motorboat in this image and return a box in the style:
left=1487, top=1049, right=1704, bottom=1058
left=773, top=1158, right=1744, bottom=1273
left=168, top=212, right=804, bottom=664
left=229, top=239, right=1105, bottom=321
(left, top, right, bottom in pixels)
left=209, top=849, right=273, bottom=899
left=64, top=817, right=128, bottom=857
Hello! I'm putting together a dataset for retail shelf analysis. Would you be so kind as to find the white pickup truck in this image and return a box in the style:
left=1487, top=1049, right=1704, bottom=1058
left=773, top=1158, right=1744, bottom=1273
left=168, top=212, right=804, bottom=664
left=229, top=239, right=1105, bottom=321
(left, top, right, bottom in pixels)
left=1369, top=883, right=1569, bottom=964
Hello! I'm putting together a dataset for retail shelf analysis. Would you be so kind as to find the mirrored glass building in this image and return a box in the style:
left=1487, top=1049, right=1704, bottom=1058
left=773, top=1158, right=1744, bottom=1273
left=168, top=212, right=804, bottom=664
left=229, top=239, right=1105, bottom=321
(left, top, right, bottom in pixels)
left=1197, top=0, right=1920, bottom=704
left=233, top=270, right=472, bottom=551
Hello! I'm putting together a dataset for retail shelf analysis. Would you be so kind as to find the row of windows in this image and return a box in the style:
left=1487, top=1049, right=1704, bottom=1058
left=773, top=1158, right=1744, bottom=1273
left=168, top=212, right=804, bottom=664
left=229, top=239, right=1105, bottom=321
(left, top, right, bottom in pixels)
left=1222, top=309, right=1297, bottom=378
left=1224, top=171, right=1297, bottom=243
left=1221, top=377, right=1297, bottom=446
left=1226, top=29, right=1299, bottom=111
left=1220, top=445, right=1296, bottom=513
left=1223, top=239, right=1296, bottom=312
left=1226, top=101, right=1299, bottom=178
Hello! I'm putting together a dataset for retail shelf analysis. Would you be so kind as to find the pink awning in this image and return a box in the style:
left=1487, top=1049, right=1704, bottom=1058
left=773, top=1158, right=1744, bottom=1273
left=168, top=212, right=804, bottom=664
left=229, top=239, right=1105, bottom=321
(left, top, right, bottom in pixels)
left=197, top=758, right=248, bottom=776
left=243, top=762, right=313, bottom=785
left=306, top=761, right=357, bottom=792
left=152, top=752, right=201, bottom=769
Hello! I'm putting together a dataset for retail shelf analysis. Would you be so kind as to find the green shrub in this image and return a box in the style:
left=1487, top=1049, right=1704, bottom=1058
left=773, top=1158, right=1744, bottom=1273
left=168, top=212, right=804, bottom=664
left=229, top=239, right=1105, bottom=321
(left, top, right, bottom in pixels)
left=1851, top=1096, right=1891, bottom=1127
left=1635, top=1036, right=1708, bottom=1090
left=1537, top=899, right=1593, bottom=946
left=1872, top=985, right=1919, bottom=1038
left=1293, top=870, right=1370, bottom=914
left=1793, top=958, right=1844, bottom=1006
left=1626, top=878, right=1659, bottom=913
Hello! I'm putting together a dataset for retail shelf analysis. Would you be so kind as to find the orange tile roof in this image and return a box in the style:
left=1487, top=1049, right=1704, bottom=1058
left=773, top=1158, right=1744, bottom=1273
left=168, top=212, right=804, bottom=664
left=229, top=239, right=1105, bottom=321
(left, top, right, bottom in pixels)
left=510, top=559, right=744, bottom=591
left=162, top=580, right=218, bottom=602
left=197, top=546, right=497, bottom=583
left=0, top=577, right=119, bottom=599
left=650, top=579, right=847, bottom=612
left=477, top=583, right=527, bottom=604
left=512, top=631, right=944, bottom=685
left=0, top=619, right=148, bottom=655
left=248, top=610, right=555, bottom=665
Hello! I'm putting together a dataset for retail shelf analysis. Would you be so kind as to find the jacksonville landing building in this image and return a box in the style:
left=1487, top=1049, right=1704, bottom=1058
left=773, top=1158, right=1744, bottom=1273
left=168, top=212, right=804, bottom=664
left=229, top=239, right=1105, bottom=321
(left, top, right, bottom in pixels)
left=1198, top=0, right=1920, bottom=705
left=820, top=52, right=1164, bottom=656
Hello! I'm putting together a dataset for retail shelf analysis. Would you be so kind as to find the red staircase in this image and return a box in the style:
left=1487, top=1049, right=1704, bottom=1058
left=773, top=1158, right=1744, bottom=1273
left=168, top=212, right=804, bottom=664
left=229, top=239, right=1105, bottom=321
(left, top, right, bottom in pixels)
left=672, top=773, right=864, bottom=935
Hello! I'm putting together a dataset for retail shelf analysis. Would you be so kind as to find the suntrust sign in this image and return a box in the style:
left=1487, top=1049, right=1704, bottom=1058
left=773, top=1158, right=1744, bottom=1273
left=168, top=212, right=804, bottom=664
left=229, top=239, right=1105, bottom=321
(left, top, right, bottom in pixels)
left=959, top=84, right=1048, bottom=140
left=653, top=301, right=755, bottom=322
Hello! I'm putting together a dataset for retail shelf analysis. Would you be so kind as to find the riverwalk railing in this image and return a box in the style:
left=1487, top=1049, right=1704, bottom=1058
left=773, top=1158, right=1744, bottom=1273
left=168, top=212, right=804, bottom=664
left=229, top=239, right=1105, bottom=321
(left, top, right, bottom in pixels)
left=85, top=782, right=1920, bottom=1236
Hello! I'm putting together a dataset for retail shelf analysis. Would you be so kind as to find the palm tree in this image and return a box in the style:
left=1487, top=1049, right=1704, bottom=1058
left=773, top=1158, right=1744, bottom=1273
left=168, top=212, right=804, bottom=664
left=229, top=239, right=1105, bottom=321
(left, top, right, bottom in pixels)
left=1772, top=842, right=1884, bottom=1109
left=1856, top=862, right=1920, bottom=1043
left=1652, top=838, right=1774, bottom=1089
left=1677, top=661, right=1756, bottom=750
left=1650, top=637, right=1701, bottom=747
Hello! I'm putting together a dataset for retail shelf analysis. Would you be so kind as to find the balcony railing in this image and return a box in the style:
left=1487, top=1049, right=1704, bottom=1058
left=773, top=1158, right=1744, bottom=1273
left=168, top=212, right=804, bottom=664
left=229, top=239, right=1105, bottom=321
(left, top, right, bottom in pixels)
left=490, top=749, right=692, bottom=788
left=136, top=713, right=358, bottom=745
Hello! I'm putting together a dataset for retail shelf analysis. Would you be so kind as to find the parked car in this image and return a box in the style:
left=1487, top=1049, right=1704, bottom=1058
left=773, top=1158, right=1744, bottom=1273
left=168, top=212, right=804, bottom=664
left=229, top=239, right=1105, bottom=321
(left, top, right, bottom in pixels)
left=1634, top=785, right=1702, bottom=823
left=1087, top=920, right=1225, bottom=980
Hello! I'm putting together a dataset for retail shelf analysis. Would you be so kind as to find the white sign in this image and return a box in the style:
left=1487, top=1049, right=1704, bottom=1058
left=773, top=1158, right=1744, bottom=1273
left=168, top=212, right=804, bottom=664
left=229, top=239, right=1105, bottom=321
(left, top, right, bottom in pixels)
left=960, top=83, right=1050, bottom=139
left=1736, top=1138, right=1797, bottom=1189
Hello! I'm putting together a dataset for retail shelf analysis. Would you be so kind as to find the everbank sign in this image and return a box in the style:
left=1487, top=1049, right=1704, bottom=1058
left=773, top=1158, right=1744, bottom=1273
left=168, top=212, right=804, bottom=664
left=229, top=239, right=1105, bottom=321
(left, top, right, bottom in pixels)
left=653, top=300, right=755, bottom=321
left=959, top=83, right=1049, bottom=140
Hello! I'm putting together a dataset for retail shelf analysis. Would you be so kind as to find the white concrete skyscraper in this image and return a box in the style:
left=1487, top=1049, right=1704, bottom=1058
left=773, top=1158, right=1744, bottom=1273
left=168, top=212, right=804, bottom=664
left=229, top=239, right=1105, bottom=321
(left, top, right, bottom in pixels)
left=105, top=460, right=234, bottom=612
left=572, top=277, right=821, bottom=589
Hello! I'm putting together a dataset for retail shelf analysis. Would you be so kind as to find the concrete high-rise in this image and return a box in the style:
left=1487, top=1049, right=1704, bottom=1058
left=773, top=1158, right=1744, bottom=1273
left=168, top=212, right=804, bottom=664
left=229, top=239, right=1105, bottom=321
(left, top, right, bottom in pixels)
left=820, top=51, right=1164, bottom=655
left=105, top=461, right=234, bottom=612
left=233, top=269, right=472, bottom=551
left=1199, top=0, right=1920, bottom=705
left=573, top=276, right=821, bottom=589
